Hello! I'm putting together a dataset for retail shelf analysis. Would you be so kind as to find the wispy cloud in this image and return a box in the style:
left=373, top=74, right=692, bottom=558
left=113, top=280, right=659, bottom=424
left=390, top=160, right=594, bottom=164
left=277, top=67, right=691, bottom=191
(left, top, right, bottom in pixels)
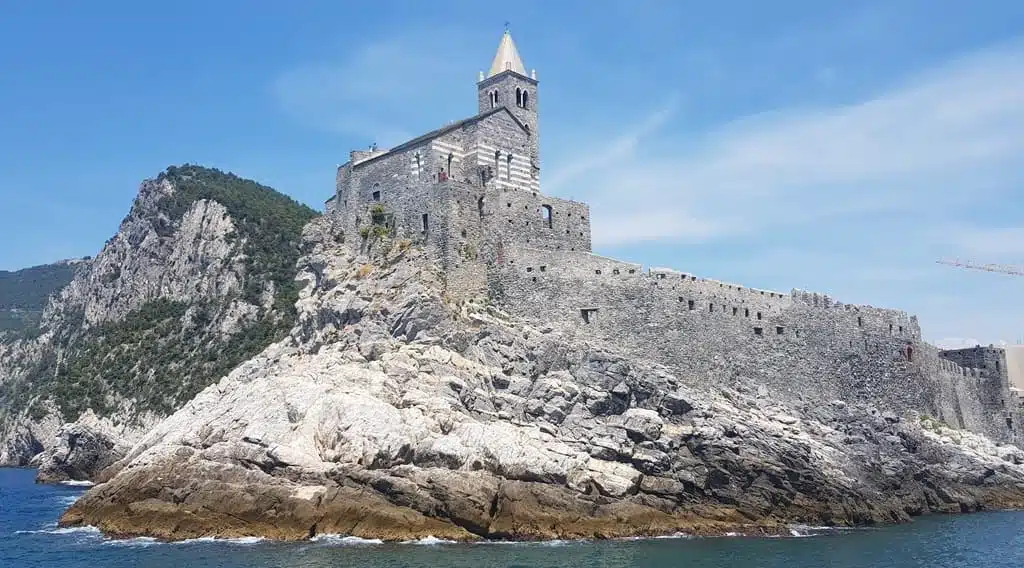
left=272, top=30, right=487, bottom=145
left=947, top=226, right=1024, bottom=259
left=559, top=39, right=1024, bottom=247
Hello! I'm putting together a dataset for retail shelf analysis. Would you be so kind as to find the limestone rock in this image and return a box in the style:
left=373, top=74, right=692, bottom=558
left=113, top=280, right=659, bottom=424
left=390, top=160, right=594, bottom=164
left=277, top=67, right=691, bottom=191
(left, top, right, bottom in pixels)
left=56, top=217, right=1024, bottom=542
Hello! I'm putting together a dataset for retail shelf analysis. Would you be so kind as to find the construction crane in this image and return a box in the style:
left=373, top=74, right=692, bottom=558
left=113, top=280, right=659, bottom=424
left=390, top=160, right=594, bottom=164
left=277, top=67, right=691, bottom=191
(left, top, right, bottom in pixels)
left=936, top=258, right=1024, bottom=276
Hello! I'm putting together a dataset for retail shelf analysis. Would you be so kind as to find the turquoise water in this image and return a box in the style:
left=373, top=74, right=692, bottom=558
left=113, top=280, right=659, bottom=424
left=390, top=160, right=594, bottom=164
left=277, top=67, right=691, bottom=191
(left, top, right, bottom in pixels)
left=3, top=467, right=1024, bottom=567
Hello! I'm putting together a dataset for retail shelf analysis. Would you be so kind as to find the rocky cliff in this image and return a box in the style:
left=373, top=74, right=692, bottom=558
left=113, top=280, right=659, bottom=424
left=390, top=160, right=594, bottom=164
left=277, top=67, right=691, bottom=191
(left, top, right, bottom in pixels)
left=0, top=165, right=318, bottom=479
left=60, top=217, right=1024, bottom=542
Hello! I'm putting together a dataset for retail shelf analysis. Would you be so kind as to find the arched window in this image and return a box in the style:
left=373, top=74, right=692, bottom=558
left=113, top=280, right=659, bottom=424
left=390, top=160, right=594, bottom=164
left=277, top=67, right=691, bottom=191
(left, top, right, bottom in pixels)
left=414, top=152, right=421, bottom=179
left=447, top=152, right=453, bottom=176
left=542, top=204, right=552, bottom=228
left=516, top=87, right=522, bottom=107
left=522, top=91, right=529, bottom=109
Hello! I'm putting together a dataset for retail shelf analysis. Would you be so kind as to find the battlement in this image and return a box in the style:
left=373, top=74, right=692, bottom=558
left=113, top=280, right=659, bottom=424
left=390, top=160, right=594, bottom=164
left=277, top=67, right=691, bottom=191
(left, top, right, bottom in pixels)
left=320, top=29, right=1021, bottom=445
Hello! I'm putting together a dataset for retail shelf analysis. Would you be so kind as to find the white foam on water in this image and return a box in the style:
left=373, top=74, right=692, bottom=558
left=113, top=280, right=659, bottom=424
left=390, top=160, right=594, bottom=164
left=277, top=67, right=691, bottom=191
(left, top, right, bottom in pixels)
left=310, top=534, right=384, bottom=546
left=103, top=536, right=160, bottom=548
left=58, top=480, right=95, bottom=487
left=402, top=535, right=457, bottom=545
left=56, top=495, right=79, bottom=507
left=15, top=525, right=101, bottom=536
left=175, top=536, right=266, bottom=545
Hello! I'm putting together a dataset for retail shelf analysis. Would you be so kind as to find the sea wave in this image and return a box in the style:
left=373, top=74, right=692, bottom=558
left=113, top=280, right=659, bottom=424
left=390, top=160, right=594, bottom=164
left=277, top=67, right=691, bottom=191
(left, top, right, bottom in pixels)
left=15, top=525, right=102, bottom=537
left=58, top=480, right=95, bottom=487
left=176, top=536, right=266, bottom=545
left=310, top=534, right=384, bottom=546
left=402, top=535, right=457, bottom=545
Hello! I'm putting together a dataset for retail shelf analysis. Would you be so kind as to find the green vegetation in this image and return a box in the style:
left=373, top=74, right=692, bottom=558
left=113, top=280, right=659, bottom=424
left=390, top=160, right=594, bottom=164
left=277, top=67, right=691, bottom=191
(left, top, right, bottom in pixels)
left=156, top=164, right=319, bottom=313
left=0, top=165, right=320, bottom=424
left=0, top=261, right=77, bottom=332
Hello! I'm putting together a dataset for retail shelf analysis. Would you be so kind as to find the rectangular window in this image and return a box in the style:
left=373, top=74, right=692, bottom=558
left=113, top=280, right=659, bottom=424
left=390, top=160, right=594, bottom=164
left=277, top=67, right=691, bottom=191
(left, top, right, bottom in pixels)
left=421, top=213, right=428, bottom=232
left=732, top=307, right=738, bottom=316
left=581, top=308, right=598, bottom=324
left=688, top=300, right=695, bottom=310
left=754, top=327, right=763, bottom=336
left=776, top=326, right=784, bottom=335
left=372, top=190, right=381, bottom=201
left=756, top=312, right=762, bottom=320
left=709, top=303, right=714, bottom=313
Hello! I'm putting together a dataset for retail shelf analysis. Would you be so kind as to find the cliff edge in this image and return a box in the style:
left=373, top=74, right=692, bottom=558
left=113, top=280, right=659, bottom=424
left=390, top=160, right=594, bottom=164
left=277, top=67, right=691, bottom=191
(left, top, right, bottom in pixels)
left=60, top=217, right=1024, bottom=541
left=0, top=165, right=318, bottom=481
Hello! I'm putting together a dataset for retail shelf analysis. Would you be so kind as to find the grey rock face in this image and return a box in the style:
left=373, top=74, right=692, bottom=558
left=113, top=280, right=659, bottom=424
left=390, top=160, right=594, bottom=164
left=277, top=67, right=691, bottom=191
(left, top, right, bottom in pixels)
left=0, top=167, right=314, bottom=473
left=60, top=218, right=1024, bottom=542
left=35, top=417, right=127, bottom=483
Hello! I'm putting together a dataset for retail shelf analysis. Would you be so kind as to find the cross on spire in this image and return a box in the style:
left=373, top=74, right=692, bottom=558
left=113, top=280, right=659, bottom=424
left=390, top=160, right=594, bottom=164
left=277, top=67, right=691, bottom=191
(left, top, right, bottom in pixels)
left=487, top=27, right=526, bottom=78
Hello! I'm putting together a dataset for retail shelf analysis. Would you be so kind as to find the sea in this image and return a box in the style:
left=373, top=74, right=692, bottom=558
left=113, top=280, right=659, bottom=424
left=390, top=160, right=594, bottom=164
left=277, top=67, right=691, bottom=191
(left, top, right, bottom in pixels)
left=2, top=468, right=1024, bottom=568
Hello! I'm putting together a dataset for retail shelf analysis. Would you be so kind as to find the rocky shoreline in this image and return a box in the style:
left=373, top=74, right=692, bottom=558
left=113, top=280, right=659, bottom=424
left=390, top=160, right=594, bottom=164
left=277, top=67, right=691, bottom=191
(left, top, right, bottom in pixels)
left=50, top=218, right=1024, bottom=543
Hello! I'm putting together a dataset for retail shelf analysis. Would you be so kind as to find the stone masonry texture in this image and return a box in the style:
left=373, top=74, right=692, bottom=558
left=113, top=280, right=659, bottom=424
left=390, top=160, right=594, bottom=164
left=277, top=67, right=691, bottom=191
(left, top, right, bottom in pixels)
left=326, top=53, right=1022, bottom=446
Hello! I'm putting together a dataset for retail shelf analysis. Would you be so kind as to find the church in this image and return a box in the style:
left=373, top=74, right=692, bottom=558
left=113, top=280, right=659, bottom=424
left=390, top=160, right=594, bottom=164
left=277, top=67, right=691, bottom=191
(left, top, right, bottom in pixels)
left=324, top=31, right=1020, bottom=446
left=325, top=29, right=593, bottom=285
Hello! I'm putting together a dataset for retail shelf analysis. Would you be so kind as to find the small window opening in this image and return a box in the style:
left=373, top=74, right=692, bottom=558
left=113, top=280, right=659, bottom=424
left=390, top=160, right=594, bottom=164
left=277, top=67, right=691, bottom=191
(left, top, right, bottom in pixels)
left=542, top=204, right=552, bottom=228
left=460, top=229, right=467, bottom=237
left=581, top=308, right=598, bottom=324
left=477, top=196, right=485, bottom=219
left=754, top=327, right=763, bottom=336
left=996, top=359, right=1001, bottom=372
left=613, top=269, right=620, bottom=275
left=595, top=269, right=602, bottom=275
left=447, top=152, right=453, bottom=176
left=506, top=153, right=513, bottom=181
left=776, top=326, right=784, bottom=335
left=688, top=300, right=695, bottom=310
left=539, top=266, right=546, bottom=272
left=796, top=330, right=801, bottom=338
left=421, top=213, right=428, bottom=232
left=756, top=312, right=762, bottom=320
left=522, top=91, right=529, bottom=109
left=628, top=269, right=635, bottom=274
left=858, top=316, right=863, bottom=327
left=732, top=307, right=738, bottom=316
left=531, top=276, right=537, bottom=283
left=372, top=190, right=381, bottom=202
left=709, top=303, right=714, bottom=313
left=889, top=323, right=893, bottom=334
left=744, top=308, right=750, bottom=317
left=507, top=202, right=512, bottom=208
left=516, top=87, right=522, bottom=107
left=899, top=325, right=904, bottom=333
left=526, top=267, right=533, bottom=273
left=906, top=345, right=914, bottom=362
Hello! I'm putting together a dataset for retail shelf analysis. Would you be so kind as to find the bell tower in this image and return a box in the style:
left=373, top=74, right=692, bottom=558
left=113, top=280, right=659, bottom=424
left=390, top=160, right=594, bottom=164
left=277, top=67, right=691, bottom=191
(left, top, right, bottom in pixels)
left=477, top=28, right=540, bottom=182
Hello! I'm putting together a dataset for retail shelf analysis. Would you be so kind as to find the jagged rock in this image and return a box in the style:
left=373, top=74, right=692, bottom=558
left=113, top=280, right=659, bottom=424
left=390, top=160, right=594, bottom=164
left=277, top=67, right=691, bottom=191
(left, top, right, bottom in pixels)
left=0, top=166, right=317, bottom=473
left=56, top=217, right=1024, bottom=542
left=35, top=419, right=125, bottom=484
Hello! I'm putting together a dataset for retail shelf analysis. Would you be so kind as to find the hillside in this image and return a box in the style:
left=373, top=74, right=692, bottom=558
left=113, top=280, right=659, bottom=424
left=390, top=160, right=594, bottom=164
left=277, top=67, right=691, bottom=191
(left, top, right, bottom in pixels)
left=0, top=164, right=319, bottom=475
left=0, top=261, right=78, bottom=332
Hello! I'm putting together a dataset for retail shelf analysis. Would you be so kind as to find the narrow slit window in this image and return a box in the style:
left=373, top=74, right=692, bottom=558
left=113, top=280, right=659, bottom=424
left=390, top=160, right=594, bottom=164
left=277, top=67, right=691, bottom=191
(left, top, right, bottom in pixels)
left=421, top=213, right=428, bottom=232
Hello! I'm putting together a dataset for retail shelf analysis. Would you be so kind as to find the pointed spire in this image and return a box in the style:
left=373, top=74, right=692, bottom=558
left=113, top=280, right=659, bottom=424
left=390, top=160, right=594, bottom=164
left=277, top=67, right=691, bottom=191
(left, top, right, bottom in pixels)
left=487, top=29, right=526, bottom=78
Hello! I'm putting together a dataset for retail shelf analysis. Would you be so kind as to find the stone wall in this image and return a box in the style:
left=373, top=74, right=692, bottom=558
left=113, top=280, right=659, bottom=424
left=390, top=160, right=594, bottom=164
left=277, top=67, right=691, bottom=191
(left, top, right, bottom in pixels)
left=487, top=249, right=1017, bottom=442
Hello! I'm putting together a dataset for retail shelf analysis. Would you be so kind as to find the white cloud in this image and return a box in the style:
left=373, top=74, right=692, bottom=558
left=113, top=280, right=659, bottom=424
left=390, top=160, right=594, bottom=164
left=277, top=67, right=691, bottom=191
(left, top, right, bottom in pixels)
left=272, top=30, right=486, bottom=145
left=556, top=40, right=1024, bottom=247
left=948, top=226, right=1024, bottom=260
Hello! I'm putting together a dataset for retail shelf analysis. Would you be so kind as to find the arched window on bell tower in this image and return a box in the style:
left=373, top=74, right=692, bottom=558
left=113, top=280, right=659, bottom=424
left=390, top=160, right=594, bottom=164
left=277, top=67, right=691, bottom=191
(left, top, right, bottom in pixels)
left=516, top=87, right=522, bottom=107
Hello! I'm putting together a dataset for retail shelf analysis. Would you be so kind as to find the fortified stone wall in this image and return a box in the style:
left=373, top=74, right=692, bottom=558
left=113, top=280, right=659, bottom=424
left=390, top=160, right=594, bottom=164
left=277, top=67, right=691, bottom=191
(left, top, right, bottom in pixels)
left=487, top=248, right=1016, bottom=442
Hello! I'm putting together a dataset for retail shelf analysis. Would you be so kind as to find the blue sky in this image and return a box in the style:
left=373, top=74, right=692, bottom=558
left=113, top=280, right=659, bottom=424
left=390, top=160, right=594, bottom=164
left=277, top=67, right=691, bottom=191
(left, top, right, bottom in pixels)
left=1, top=0, right=1023, bottom=347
